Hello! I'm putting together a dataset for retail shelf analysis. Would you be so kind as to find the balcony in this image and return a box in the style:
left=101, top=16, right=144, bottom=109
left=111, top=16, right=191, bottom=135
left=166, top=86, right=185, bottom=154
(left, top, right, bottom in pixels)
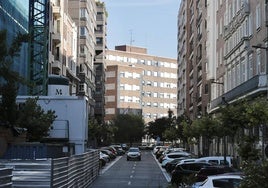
left=52, top=60, right=61, bottom=70
left=52, top=32, right=61, bottom=45
left=52, top=5, right=61, bottom=19
left=209, top=75, right=268, bottom=111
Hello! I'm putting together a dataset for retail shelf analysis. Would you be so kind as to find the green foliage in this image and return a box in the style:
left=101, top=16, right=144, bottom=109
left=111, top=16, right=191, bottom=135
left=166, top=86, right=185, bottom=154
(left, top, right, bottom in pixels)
left=88, top=119, right=114, bottom=147
left=238, top=135, right=260, bottom=162
left=0, top=81, right=18, bottom=126
left=240, top=161, right=268, bottom=188
left=147, top=117, right=169, bottom=141
left=111, top=114, right=145, bottom=145
left=16, top=98, right=57, bottom=141
left=0, top=29, right=29, bottom=127
left=163, top=126, right=178, bottom=143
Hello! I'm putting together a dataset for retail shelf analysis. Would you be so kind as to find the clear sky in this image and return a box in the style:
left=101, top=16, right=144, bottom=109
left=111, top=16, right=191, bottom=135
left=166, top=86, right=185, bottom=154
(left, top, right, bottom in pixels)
left=101, top=0, right=181, bottom=59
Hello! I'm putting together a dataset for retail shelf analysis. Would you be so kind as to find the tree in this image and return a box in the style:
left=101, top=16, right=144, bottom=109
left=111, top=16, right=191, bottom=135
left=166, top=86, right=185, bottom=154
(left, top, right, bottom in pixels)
left=88, top=119, right=114, bottom=147
left=239, top=160, right=268, bottom=188
left=194, top=115, right=219, bottom=156
left=147, top=117, right=170, bottom=143
left=0, top=29, right=29, bottom=127
left=217, top=97, right=268, bottom=161
left=16, top=98, right=57, bottom=141
left=111, top=114, right=145, bottom=146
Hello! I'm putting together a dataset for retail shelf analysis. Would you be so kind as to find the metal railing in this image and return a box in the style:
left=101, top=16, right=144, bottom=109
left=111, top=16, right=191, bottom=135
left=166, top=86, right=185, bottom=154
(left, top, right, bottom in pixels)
left=0, top=168, right=12, bottom=188
left=0, top=150, right=99, bottom=188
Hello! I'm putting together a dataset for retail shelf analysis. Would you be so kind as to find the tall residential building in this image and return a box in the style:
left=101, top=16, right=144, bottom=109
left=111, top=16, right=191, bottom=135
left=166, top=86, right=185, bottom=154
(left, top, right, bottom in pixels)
left=94, top=1, right=107, bottom=124
left=200, top=0, right=268, bottom=157
left=209, top=0, right=268, bottom=112
left=0, top=0, right=29, bottom=95
left=49, top=0, right=79, bottom=96
left=177, top=0, right=187, bottom=116
left=68, top=0, right=97, bottom=116
left=105, top=45, right=178, bottom=124
left=182, top=0, right=209, bottom=120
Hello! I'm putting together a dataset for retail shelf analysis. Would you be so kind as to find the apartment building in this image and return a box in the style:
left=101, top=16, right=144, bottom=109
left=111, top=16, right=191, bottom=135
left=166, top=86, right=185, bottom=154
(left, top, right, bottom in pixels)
left=105, top=45, right=177, bottom=124
left=0, top=0, right=29, bottom=95
left=177, top=0, right=187, bottom=116
left=68, top=0, right=97, bottom=116
left=209, top=0, right=268, bottom=111
left=182, top=0, right=209, bottom=120
left=94, top=2, right=107, bottom=124
left=49, top=0, right=79, bottom=95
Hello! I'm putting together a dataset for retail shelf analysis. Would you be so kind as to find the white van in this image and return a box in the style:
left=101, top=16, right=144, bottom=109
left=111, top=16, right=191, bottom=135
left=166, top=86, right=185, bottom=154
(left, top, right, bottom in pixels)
left=195, top=156, right=234, bottom=167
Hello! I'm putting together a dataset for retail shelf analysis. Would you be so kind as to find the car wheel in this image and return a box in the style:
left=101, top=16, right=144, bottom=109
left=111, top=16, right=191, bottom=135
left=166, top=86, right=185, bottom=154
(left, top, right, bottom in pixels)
left=127, top=158, right=129, bottom=161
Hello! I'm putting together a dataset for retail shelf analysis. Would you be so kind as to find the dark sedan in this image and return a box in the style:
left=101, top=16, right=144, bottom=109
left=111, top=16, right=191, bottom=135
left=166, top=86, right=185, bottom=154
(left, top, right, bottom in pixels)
left=171, top=162, right=212, bottom=186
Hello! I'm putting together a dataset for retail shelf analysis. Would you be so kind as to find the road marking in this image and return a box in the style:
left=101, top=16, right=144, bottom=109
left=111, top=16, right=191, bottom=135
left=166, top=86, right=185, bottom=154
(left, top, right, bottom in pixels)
left=152, top=152, right=171, bottom=182
left=132, top=170, right=135, bottom=173
left=100, top=156, right=122, bottom=174
left=128, top=181, right=131, bottom=185
left=130, top=175, right=133, bottom=178
left=133, top=166, right=135, bottom=169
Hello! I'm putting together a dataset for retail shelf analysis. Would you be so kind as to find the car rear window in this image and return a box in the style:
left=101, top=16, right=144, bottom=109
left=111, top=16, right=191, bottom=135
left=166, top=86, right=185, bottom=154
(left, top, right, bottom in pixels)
left=129, top=148, right=139, bottom=152
left=213, top=178, right=241, bottom=188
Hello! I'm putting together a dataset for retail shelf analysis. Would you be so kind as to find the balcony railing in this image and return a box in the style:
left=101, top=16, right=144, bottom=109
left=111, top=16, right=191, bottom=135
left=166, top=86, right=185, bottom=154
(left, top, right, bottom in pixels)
left=210, top=74, right=268, bottom=111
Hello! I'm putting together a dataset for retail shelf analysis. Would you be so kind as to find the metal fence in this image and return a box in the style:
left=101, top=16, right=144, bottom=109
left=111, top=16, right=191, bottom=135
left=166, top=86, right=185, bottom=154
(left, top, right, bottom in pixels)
left=0, top=168, right=12, bottom=188
left=0, top=150, right=99, bottom=188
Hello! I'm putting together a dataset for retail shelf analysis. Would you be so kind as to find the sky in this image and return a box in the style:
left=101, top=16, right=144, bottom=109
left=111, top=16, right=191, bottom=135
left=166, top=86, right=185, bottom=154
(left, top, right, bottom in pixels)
left=101, top=0, right=181, bottom=59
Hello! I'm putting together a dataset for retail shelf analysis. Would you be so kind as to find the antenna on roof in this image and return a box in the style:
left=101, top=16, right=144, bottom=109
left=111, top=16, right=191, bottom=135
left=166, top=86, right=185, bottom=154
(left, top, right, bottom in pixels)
left=129, top=29, right=135, bottom=46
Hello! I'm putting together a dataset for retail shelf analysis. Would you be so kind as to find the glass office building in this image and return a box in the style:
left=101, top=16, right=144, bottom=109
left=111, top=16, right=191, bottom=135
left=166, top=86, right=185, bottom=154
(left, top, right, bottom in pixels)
left=0, top=0, right=29, bottom=95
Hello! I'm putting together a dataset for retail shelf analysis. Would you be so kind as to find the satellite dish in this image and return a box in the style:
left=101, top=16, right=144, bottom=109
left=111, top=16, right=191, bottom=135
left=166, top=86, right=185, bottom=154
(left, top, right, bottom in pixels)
left=0, top=137, right=7, bottom=157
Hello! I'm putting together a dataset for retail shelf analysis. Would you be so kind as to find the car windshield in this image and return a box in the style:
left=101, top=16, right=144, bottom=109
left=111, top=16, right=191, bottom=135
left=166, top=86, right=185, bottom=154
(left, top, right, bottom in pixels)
left=129, top=148, right=139, bottom=152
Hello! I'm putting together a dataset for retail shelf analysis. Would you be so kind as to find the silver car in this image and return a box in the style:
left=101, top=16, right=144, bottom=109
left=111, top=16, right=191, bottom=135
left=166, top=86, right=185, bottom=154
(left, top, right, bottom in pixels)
left=127, top=147, right=141, bottom=161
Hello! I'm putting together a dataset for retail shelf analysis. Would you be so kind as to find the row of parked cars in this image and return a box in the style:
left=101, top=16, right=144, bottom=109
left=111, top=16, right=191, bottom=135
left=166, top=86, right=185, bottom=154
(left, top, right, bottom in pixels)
left=153, top=145, right=242, bottom=187
left=99, top=144, right=127, bottom=167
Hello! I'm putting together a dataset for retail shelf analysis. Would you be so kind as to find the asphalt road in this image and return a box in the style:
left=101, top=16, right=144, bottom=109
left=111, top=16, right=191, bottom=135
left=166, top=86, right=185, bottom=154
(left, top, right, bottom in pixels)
left=90, top=150, right=170, bottom=188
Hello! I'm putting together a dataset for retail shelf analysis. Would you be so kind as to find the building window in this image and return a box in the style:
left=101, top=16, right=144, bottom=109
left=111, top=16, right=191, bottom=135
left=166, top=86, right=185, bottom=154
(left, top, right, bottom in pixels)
left=96, top=37, right=103, bottom=44
left=80, top=26, right=87, bottom=36
left=79, top=83, right=85, bottom=92
left=256, top=4, right=261, bottom=29
left=248, top=54, right=253, bottom=79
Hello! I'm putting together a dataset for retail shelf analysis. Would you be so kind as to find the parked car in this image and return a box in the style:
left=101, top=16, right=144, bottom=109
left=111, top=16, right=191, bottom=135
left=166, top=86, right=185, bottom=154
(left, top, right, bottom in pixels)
left=127, top=147, right=141, bottom=161
left=165, top=157, right=190, bottom=173
left=161, top=152, right=192, bottom=167
left=101, top=149, right=116, bottom=159
left=121, top=143, right=128, bottom=151
left=110, top=145, right=125, bottom=155
left=171, top=162, right=212, bottom=186
left=100, top=151, right=110, bottom=163
left=192, top=174, right=242, bottom=188
left=194, top=166, right=240, bottom=182
left=139, top=143, right=155, bottom=150
left=195, top=156, right=234, bottom=167
left=153, top=146, right=168, bottom=155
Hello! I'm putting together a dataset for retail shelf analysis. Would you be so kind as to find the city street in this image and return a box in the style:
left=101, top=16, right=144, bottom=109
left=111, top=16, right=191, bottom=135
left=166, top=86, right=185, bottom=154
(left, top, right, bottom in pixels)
left=91, top=151, right=170, bottom=188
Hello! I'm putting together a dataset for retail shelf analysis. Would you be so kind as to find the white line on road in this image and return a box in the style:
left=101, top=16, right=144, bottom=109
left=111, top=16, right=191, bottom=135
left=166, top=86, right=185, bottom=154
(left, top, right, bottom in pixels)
left=99, top=156, right=122, bottom=175
left=128, top=181, right=131, bottom=185
left=152, top=152, right=171, bottom=182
